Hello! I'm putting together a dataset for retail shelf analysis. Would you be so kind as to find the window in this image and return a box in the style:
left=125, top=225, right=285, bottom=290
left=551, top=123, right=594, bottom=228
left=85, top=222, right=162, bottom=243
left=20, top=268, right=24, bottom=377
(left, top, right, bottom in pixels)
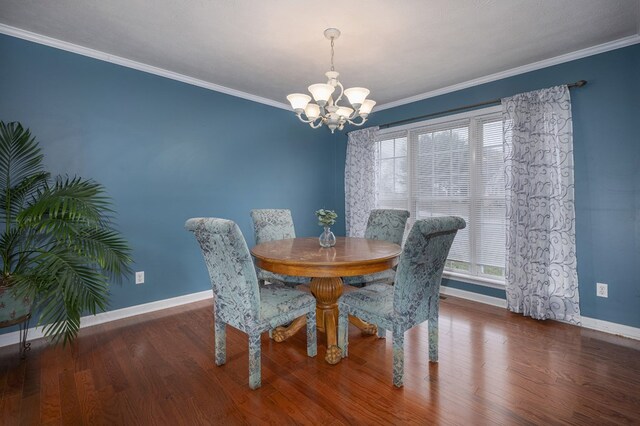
left=375, top=106, right=505, bottom=287
left=376, top=133, right=408, bottom=210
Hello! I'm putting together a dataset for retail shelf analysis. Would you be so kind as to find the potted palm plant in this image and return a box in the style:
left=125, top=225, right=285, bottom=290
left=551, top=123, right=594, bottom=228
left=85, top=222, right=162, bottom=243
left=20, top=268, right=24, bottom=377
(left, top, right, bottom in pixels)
left=0, top=121, right=132, bottom=351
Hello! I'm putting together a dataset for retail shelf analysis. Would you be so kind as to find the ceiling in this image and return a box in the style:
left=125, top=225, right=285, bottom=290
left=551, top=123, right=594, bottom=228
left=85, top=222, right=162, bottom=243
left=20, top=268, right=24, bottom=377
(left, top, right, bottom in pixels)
left=1, top=0, right=639, bottom=109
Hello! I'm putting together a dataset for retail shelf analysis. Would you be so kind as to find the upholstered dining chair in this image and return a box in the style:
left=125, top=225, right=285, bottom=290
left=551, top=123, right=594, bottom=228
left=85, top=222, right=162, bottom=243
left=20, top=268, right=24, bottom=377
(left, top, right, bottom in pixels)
left=338, top=216, right=466, bottom=387
left=185, top=217, right=317, bottom=390
left=250, top=209, right=311, bottom=288
left=342, top=209, right=410, bottom=287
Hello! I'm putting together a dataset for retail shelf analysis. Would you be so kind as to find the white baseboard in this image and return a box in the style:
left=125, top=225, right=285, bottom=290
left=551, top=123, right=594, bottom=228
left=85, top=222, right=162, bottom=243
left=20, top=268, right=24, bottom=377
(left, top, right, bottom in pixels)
left=0, top=290, right=212, bottom=348
left=439, top=285, right=640, bottom=341
left=580, top=317, right=640, bottom=341
left=2, top=286, right=637, bottom=348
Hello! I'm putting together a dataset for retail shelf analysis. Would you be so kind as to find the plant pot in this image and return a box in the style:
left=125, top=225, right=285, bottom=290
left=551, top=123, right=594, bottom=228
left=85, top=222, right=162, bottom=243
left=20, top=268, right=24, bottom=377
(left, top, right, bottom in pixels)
left=0, top=285, right=33, bottom=358
left=0, top=285, right=32, bottom=326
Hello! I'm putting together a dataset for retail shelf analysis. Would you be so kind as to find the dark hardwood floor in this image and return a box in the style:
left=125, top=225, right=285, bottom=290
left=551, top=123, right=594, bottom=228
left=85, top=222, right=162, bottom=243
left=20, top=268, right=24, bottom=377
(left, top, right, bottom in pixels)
left=1, top=295, right=639, bottom=425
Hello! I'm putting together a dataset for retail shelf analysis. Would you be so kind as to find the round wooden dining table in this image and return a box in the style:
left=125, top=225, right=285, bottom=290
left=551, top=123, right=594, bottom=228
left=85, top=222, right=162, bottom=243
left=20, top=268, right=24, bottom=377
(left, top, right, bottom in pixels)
left=251, top=237, right=402, bottom=364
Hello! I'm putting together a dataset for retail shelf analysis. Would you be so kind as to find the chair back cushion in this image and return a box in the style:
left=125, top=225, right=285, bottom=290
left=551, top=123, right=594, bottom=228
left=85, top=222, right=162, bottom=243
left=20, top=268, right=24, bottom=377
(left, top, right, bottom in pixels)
left=364, top=209, right=410, bottom=246
left=393, top=217, right=466, bottom=321
left=250, top=209, right=296, bottom=245
left=185, top=218, right=260, bottom=327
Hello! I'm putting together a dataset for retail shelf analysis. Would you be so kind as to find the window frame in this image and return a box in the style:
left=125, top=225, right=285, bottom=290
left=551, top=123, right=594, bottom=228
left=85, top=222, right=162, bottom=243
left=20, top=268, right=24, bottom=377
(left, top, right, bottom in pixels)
left=376, top=105, right=505, bottom=289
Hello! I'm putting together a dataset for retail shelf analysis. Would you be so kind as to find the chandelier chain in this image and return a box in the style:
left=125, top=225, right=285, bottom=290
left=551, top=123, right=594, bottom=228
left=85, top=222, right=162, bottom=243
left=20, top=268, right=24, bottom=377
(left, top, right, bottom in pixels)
left=330, top=37, right=335, bottom=72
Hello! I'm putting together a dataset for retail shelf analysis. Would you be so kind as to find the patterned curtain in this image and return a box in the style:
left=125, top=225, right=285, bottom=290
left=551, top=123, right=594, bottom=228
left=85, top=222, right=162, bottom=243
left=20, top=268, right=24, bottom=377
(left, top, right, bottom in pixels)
left=502, top=85, right=580, bottom=324
left=345, top=127, right=378, bottom=237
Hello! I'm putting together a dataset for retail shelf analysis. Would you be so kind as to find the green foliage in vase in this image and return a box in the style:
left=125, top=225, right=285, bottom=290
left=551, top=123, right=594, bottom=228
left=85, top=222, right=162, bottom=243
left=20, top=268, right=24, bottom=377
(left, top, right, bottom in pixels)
left=315, top=209, right=338, bottom=227
left=0, top=121, right=132, bottom=345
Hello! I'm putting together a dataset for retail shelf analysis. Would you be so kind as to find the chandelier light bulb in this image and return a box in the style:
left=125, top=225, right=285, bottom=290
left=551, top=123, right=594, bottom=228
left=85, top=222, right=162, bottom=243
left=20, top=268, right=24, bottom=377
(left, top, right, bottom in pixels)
left=308, top=83, right=335, bottom=106
left=359, top=99, right=376, bottom=116
left=336, top=106, right=354, bottom=119
left=344, top=87, right=370, bottom=108
left=304, top=103, right=321, bottom=120
left=286, top=93, right=312, bottom=112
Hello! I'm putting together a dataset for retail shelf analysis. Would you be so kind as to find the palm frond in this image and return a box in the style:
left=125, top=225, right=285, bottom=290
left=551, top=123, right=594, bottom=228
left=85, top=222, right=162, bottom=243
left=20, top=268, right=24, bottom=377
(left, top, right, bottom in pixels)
left=18, top=176, right=112, bottom=229
left=66, top=228, right=132, bottom=280
left=7, top=270, right=44, bottom=303
left=0, top=171, right=49, bottom=224
left=0, top=122, right=44, bottom=193
left=30, top=247, right=111, bottom=344
left=37, top=289, right=80, bottom=346
left=0, top=227, right=27, bottom=274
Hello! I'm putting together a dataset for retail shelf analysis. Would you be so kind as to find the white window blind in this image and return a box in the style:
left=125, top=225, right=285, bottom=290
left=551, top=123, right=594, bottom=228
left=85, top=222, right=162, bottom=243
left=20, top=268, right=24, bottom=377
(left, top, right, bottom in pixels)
left=474, top=119, right=506, bottom=278
left=375, top=106, right=505, bottom=285
left=375, top=132, right=408, bottom=210
left=411, top=120, right=471, bottom=270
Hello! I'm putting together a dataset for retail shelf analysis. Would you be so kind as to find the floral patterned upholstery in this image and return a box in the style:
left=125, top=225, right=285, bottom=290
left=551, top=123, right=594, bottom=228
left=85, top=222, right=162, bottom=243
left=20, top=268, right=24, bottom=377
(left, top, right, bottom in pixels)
left=250, top=209, right=311, bottom=287
left=338, top=216, right=466, bottom=387
left=185, top=217, right=317, bottom=389
left=343, top=209, right=410, bottom=287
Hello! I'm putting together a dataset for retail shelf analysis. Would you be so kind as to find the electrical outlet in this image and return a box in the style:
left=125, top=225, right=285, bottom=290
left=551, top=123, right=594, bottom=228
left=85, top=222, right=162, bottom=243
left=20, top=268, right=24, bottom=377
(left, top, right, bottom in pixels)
left=135, top=271, right=145, bottom=285
left=596, top=282, right=608, bottom=298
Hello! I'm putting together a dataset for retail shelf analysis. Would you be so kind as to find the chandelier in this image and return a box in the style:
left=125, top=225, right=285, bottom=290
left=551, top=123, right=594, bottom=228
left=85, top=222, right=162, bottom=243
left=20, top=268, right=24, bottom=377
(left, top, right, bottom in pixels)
left=286, top=28, right=375, bottom=133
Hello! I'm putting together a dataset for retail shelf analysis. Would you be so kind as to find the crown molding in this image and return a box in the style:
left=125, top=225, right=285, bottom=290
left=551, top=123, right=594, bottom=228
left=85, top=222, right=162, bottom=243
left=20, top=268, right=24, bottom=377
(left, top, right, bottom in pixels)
left=1, top=23, right=638, bottom=115
left=375, top=34, right=640, bottom=111
left=0, top=23, right=292, bottom=111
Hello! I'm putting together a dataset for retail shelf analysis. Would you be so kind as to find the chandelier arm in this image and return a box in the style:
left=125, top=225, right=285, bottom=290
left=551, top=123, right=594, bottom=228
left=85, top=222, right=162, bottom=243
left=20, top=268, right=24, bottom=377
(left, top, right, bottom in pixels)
left=334, top=81, right=345, bottom=106
left=347, top=116, right=368, bottom=126
left=309, top=119, right=324, bottom=129
left=296, top=113, right=318, bottom=124
left=348, top=109, right=360, bottom=120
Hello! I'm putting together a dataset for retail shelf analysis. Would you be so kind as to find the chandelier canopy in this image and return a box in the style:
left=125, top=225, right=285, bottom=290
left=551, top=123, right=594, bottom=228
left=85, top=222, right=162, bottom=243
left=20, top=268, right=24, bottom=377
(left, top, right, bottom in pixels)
left=287, top=28, right=375, bottom=133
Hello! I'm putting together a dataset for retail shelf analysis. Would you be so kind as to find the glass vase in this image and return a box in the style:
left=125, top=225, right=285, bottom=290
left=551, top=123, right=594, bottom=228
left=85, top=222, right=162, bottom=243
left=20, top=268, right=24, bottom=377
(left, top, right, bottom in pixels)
left=319, top=226, right=336, bottom=248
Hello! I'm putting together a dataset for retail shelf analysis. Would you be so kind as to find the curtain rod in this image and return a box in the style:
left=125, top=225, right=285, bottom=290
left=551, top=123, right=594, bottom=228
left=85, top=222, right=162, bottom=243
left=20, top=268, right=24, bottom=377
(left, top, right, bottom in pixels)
left=371, top=80, right=587, bottom=131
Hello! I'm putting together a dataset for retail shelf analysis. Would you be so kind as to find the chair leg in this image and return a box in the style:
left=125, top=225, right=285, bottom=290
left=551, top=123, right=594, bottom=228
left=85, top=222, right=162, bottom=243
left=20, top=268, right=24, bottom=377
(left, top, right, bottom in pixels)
left=428, top=296, right=439, bottom=363
left=248, top=333, right=261, bottom=390
left=214, top=316, right=226, bottom=366
left=377, top=327, right=386, bottom=339
left=306, top=310, right=317, bottom=357
left=392, top=329, right=404, bottom=387
left=338, top=310, right=349, bottom=358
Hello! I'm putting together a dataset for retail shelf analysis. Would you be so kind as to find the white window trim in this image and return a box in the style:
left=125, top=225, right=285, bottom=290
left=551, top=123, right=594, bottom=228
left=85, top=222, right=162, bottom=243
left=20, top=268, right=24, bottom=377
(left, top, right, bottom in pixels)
left=377, top=105, right=506, bottom=289
left=377, top=106, right=502, bottom=136
left=443, top=271, right=505, bottom=289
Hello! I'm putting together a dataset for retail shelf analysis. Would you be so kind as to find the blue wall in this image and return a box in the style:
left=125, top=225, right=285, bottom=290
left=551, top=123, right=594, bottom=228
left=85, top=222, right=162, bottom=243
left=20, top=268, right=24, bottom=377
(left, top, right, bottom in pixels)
left=333, top=44, right=640, bottom=328
left=0, top=34, right=339, bottom=321
left=2, top=33, right=638, bottom=331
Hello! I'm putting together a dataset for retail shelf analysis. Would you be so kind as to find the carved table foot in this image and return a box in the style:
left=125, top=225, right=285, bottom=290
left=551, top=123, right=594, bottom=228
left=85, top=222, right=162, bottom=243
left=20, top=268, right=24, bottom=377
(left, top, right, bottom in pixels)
left=271, top=316, right=306, bottom=342
left=349, top=315, right=378, bottom=335
left=342, top=285, right=378, bottom=335
left=325, top=345, right=342, bottom=364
